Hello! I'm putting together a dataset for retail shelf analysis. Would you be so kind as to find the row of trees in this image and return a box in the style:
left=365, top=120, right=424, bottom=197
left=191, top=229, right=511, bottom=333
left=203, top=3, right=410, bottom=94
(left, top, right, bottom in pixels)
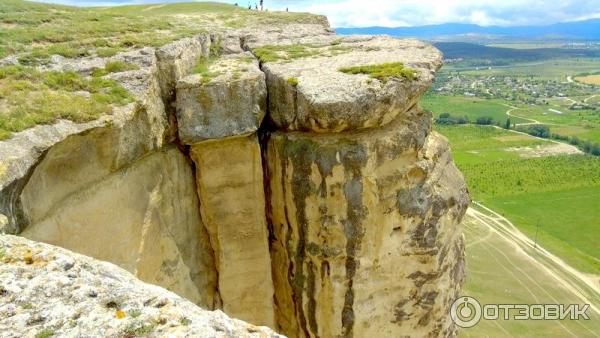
left=436, top=113, right=502, bottom=127
left=434, top=112, right=600, bottom=157
left=516, top=125, right=600, bottom=156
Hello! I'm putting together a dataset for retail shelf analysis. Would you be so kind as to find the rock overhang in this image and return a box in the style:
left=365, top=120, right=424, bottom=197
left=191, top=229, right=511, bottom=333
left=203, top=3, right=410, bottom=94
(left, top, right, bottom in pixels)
left=251, top=35, right=443, bottom=133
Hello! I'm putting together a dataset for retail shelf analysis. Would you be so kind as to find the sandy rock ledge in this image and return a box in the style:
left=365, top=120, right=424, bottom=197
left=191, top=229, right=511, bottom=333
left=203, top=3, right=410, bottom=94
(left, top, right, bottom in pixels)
left=0, top=235, right=283, bottom=338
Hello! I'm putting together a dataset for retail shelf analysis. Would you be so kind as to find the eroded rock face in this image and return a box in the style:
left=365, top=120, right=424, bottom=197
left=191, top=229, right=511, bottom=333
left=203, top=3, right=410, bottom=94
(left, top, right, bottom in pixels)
left=0, top=235, right=281, bottom=338
left=262, top=36, right=442, bottom=133
left=0, top=47, right=171, bottom=234
left=266, top=110, right=468, bottom=337
left=0, top=17, right=469, bottom=338
left=21, top=146, right=217, bottom=309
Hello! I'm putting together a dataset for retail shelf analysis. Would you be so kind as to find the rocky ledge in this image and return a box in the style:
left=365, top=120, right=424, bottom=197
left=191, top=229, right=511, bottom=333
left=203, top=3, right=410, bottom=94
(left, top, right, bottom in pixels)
left=0, top=235, right=281, bottom=338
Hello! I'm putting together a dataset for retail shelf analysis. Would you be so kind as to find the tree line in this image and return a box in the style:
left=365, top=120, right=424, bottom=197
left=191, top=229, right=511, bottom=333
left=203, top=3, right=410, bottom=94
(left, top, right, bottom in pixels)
left=435, top=112, right=600, bottom=156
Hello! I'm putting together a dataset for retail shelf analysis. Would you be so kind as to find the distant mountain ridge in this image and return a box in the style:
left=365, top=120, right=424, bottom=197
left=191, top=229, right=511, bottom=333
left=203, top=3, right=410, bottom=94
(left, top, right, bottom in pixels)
left=335, top=19, right=600, bottom=41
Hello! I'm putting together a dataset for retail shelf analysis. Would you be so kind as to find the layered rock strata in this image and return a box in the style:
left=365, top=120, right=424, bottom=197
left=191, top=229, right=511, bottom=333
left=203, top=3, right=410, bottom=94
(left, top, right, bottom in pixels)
left=0, top=20, right=469, bottom=338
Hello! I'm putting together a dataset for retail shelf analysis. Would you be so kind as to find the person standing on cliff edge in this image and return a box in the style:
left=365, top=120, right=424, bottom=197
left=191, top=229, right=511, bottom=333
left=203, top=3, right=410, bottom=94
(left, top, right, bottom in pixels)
left=260, top=0, right=264, bottom=11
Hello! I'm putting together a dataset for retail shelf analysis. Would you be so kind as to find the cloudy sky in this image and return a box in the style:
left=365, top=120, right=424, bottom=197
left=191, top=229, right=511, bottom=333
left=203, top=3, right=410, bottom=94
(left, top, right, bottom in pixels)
left=36, top=0, right=600, bottom=28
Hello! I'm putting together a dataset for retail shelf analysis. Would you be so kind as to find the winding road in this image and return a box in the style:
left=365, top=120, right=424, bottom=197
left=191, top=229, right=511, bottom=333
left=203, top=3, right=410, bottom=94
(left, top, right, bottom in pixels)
left=502, top=103, right=540, bottom=126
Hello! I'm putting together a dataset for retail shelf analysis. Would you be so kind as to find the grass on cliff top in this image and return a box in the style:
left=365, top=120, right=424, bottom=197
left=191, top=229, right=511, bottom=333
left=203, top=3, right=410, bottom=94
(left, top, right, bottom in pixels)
left=0, top=65, right=133, bottom=140
left=252, top=42, right=353, bottom=63
left=91, top=61, right=139, bottom=77
left=192, top=57, right=224, bottom=85
left=339, top=62, right=417, bottom=82
left=0, top=0, right=324, bottom=64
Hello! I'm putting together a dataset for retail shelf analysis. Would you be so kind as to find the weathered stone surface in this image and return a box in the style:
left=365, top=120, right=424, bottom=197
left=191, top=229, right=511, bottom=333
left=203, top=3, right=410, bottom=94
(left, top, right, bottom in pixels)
left=0, top=234, right=283, bottom=338
left=266, top=108, right=469, bottom=337
left=190, top=134, right=276, bottom=327
left=242, top=23, right=333, bottom=50
left=176, top=53, right=267, bottom=144
left=20, top=146, right=217, bottom=309
left=156, top=34, right=212, bottom=103
left=258, top=36, right=442, bottom=133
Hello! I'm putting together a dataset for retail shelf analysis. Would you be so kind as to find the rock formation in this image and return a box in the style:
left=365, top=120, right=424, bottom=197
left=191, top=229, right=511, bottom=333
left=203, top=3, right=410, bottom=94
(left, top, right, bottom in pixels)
left=0, top=235, right=282, bottom=337
left=0, top=14, right=469, bottom=338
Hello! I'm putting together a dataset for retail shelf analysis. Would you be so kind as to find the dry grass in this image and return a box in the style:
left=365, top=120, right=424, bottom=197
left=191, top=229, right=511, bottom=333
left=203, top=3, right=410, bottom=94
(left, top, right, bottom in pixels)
left=575, top=75, right=600, bottom=85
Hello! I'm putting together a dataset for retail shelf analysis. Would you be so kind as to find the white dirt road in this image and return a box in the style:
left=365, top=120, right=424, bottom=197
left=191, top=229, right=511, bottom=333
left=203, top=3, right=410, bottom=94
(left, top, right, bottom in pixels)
left=467, top=202, right=600, bottom=318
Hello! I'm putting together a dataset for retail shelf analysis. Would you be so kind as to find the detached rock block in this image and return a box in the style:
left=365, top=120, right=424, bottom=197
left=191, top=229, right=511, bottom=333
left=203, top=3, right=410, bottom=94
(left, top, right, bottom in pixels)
left=190, top=134, right=275, bottom=327
left=176, top=53, right=267, bottom=144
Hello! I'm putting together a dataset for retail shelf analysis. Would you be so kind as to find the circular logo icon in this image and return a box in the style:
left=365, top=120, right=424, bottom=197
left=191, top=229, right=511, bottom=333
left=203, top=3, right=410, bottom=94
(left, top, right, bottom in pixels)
left=450, top=296, right=482, bottom=328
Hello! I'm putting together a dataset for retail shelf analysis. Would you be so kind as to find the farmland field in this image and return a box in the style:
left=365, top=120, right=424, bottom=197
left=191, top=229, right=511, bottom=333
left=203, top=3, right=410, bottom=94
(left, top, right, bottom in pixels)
left=576, top=74, right=600, bottom=86
left=446, top=58, right=600, bottom=80
left=421, top=95, right=529, bottom=124
left=436, top=124, right=600, bottom=274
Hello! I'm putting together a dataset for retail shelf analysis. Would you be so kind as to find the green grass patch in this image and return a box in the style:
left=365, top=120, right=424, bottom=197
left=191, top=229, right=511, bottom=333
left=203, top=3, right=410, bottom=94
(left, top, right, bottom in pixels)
left=461, top=216, right=600, bottom=337
left=35, top=329, right=54, bottom=338
left=92, top=61, right=139, bottom=77
left=253, top=44, right=321, bottom=63
left=436, top=124, right=549, bottom=165
left=486, top=187, right=600, bottom=274
left=287, top=77, right=299, bottom=87
left=422, top=95, right=530, bottom=124
left=0, top=65, right=132, bottom=139
left=192, top=57, right=222, bottom=85
left=339, top=62, right=417, bottom=82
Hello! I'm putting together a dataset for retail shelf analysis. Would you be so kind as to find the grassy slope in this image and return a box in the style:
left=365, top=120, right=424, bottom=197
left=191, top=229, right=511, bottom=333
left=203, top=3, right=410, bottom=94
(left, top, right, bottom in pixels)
left=0, top=1, right=321, bottom=63
left=437, top=125, right=600, bottom=274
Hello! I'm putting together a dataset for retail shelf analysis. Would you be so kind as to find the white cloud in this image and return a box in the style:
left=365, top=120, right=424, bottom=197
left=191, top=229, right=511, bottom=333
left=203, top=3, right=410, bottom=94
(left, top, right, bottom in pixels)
left=287, top=0, right=600, bottom=27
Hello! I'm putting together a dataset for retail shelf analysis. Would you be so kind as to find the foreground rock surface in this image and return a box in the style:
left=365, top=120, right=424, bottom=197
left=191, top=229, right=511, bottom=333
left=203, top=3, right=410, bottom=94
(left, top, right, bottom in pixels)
left=0, top=235, right=283, bottom=338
